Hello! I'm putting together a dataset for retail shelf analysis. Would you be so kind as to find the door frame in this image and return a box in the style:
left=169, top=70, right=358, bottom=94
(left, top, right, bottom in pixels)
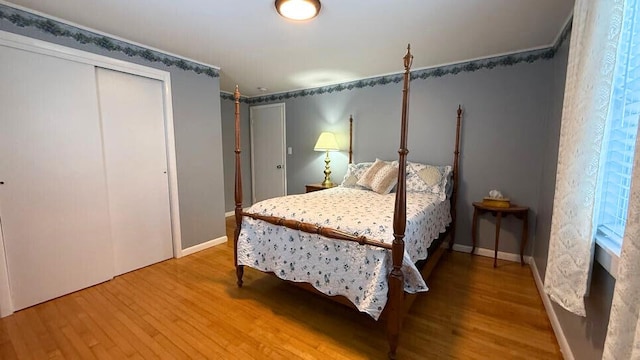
left=0, top=30, right=183, bottom=316
left=249, top=103, right=287, bottom=204
left=0, top=220, right=11, bottom=317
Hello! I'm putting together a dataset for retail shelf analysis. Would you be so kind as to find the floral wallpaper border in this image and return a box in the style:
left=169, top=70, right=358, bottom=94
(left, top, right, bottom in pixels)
left=0, top=3, right=571, bottom=103
left=232, top=18, right=573, bottom=105
left=553, top=17, right=572, bottom=53
left=220, top=92, right=246, bottom=102
left=0, top=4, right=219, bottom=78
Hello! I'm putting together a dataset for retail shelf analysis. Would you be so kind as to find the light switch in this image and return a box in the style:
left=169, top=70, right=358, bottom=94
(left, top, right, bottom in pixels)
left=287, top=147, right=293, bottom=155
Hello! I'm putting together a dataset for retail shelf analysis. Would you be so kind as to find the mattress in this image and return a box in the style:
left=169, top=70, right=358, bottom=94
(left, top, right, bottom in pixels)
left=237, top=186, right=451, bottom=319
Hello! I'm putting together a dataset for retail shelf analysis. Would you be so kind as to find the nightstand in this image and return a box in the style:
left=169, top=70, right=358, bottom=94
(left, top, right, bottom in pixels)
left=471, top=201, right=529, bottom=268
left=305, top=183, right=337, bottom=193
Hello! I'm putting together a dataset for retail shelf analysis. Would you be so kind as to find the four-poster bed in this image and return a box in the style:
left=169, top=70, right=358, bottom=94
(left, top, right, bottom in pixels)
left=232, top=46, right=463, bottom=359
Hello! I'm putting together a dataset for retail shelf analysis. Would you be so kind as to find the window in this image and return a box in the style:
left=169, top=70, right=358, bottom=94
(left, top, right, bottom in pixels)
left=596, top=0, right=640, bottom=257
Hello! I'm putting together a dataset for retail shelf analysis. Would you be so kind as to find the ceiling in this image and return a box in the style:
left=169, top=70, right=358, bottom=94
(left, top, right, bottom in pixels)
left=6, top=0, right=574, bottom=97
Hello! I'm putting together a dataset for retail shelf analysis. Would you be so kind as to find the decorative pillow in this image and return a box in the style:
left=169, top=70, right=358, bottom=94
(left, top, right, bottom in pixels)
left=340, top=162, right=373, bottom=188
left=405, top=161, right=452, bottom=201
left=356, top=160, right=386, bottom=189
left=356, top=159, right=398, bottom=194
left=341, top=172, right=359, bottom=187
left=417, top=166, right=442, bottom=188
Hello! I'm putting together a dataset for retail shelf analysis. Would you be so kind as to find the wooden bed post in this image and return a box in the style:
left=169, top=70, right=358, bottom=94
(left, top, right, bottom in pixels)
left=233, top=86, right=244, bottom=287
left=448, top=105, right=463, bottom=251
left=387, top=44, right=413, bottom=360
left=349, top=115, right=353, bottom=164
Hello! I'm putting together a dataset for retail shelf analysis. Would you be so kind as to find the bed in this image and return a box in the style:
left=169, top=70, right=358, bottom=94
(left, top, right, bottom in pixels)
left=232, top=46, right=463, bottom=359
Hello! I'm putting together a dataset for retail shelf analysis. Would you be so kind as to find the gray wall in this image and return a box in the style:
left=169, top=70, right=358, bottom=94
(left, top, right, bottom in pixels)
left=0, top=22, right=226, bottom=249
left=223, top=59, right=555, bottom=255
left=221, top=98, right=252, bottom=212
left=532, top=36, right=614, bottom=360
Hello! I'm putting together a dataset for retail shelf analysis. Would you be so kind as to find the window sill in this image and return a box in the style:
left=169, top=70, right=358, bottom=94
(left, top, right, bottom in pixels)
left=595, top=235, right=620, bottom=279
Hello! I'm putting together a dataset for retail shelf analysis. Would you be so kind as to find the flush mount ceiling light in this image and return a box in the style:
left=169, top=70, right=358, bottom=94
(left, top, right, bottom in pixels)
left=275, top=0, right=321, bottom=21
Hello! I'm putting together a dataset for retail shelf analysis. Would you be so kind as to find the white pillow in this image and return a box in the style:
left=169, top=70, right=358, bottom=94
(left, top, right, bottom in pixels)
left=418, top=166, right=442, bottom=188
left=405, top=161, right=452, bottom=201
left=340, top=162, right=373, bottom=188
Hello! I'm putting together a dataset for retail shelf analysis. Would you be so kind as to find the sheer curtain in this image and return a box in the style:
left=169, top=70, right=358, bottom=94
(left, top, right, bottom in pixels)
left=544, top=0, right=624, bottom=316
left=547, top=0, right=640, bottom=356
left=603, top=123, right=640, bottom=358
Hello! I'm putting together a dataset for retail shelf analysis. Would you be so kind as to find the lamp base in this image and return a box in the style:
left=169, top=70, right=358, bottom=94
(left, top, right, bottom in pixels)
left=322, top=151, right=333, bottom=187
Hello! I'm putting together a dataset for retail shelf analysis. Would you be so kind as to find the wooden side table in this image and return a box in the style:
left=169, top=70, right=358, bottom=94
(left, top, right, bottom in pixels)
left=471, top=202, right=529, bottom=267
left=305, top=183, right=337, bottom=193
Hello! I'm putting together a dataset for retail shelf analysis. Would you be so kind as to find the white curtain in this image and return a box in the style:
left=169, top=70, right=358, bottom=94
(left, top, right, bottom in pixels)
left=603, top=123, right=640, bottom=359
left=544, top=0, right=624, bottom=316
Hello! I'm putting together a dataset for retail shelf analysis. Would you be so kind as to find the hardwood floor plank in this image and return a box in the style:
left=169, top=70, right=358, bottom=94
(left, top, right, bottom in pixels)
left=19, top=307, right=58, bottom=358
left=138, top=262, right=270, bottom=355
left=59, top=324, right=97, bottom=360
left=55, top=295, right=101, bottom=351
left=33, top=301, right=84, bottom=359
left=79, top=286, right=147, bottom=359
left=0, top=320, right=19, bottom=360
left=2, top=316, right=34, bottom=360
left=73, top=292, right=132, bottom=359
left=96, top=285, right=167, bottom=359
left=0, top=216, right=561, bottom=359
left=106, top=279, right=198, bottom=359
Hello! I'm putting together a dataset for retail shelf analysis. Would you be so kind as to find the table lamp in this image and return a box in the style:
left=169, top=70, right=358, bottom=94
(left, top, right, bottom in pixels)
left=314, top=132, right=339, bottom=186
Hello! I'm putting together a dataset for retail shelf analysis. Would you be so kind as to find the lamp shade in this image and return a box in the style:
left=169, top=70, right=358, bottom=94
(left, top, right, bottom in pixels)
left=314, top=132, right=339, bottom=152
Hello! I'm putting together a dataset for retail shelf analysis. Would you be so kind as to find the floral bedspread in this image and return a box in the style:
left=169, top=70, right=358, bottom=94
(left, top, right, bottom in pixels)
left=237, top=187, right=451, bottom=320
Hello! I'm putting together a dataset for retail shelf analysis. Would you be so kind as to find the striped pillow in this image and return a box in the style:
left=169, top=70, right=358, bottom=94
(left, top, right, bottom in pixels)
left=356, top=159, right=398, bottom=194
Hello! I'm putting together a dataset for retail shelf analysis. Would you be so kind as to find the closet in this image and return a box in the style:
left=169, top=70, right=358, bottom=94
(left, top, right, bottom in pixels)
left=0, top=34, right=177, bottom=312
left=96, top=68, right=173, bottom=277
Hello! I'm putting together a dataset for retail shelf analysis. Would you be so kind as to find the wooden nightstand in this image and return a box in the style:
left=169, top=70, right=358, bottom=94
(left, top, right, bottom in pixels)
left=471, top=201, right=529, bottom=268
left=305, top=183, right=337, bottom=193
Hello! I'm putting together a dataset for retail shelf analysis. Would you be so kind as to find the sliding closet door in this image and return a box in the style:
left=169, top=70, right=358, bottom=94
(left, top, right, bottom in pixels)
left=96, top=68, right=173, bottom=276
left=0, top=46, right=113, bottom=310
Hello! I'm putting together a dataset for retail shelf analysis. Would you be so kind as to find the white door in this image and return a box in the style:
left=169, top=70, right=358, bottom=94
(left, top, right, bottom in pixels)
left=0, top=46, right=113, bottom=310
left=250, top=103, right=286, bottom=203
left=96, top=68, right=173, bottom=276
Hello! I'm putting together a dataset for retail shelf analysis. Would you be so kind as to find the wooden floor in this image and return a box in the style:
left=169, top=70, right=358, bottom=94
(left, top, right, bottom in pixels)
left=0, top=217, right=561, bottom=359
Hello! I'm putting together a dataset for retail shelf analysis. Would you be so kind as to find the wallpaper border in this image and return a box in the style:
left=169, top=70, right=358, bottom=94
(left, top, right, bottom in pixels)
left=220, top=92, right=248, bottom=102
left=553, top=16, right=572, bottom=53
left=245, top=48, right=554, bottom=105
left=0, top=2, right=571, bottom=101
left=235, top=18, right=573, bottom=105
left=0, top=4, right=219, bottom=78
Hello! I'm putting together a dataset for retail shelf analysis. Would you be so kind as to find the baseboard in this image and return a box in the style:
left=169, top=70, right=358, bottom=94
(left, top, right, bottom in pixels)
left=530, top=260, right=574, bottom=360
left=0, top=227, right=13, bottom=318
left=179, top=236, right=227, bottom=258
left=452, top=244, right=531, bottom=263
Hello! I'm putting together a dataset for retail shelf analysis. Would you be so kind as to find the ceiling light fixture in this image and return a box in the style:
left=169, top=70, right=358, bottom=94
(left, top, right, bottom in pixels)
left=275, top=0, right=321, bottom=21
